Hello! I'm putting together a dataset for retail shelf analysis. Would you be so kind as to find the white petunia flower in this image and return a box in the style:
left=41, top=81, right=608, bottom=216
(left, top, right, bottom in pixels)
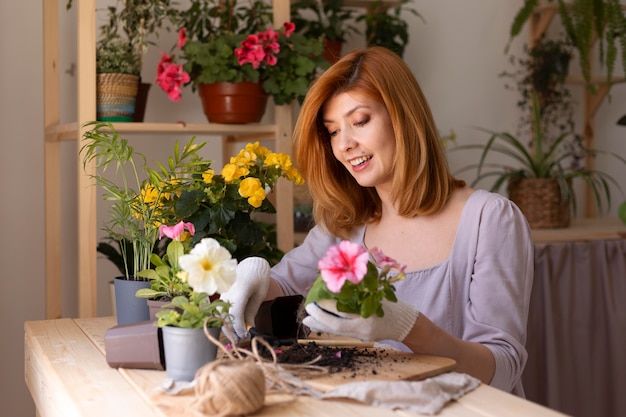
left=178, top=238, right=237, bottom=295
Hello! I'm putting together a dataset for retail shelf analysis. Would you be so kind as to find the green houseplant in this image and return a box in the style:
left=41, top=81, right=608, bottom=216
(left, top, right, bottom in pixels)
left=507, top=0, right=626, bottom=92
left=500, top=37, right=579, bottom=155
left=291, top=0, right=360, bottom=63
left=99, top=0, right=176, bottom=121
left=96, top=38, right=141, bottom=75
left=69, top=0, right=176, bottom=121
left=155, top=0, right=326, bottom=117
left=84, top=122, right=303, bottom=274
left=80, top=121, right=204, bottom=281
left=454, top=37, right=626, bottom=228
left=454, top=91, right=626, bottom=228
left=135, top=222, right=195, bottom=305
left=95, top=38, right=142, bottom=122
left=356, top=0, right=423, bottom=57
left=81, top=122, right=203, bottom=323
left=155, top=237, right=236, bottom=382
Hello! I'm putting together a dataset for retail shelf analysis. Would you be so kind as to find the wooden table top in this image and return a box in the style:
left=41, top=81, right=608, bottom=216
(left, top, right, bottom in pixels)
left=24, top=316, right=568, bottom=417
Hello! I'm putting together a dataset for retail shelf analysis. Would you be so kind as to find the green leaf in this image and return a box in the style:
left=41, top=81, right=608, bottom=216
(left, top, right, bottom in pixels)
left=619, top=201, right=626, bottom=225
left=304, top=277, right=331, bottom=305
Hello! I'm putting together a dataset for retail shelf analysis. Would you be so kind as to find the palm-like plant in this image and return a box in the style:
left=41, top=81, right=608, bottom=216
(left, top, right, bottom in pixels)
left=454, top=92, right=626, bottom=215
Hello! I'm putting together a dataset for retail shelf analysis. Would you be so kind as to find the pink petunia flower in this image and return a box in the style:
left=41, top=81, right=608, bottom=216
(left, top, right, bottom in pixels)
left=318, top=240, right=369, bottom=293
left=159, top=221, right=195, bottom=241
left=370, top=247, right=406, bottom=274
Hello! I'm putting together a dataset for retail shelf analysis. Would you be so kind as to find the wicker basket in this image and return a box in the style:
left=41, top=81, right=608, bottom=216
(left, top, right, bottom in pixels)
left=508, top=178, right=571, bottom=229
left=96, top=73, right=139, bottom=122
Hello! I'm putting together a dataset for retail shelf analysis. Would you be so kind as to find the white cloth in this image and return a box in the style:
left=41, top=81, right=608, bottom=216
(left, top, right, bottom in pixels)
left=321, top=372, right=481, bottom=415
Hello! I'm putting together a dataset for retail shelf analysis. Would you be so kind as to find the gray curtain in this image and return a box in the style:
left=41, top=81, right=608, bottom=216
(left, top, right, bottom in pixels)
left=523, top=239, right=626, bottom=417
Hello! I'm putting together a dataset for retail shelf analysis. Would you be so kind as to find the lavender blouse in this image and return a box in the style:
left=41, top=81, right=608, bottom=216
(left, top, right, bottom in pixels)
left=271, top=189, right=534, bottom=396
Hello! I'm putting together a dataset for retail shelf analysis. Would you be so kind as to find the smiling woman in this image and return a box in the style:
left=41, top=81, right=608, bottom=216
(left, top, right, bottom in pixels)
left=221, top=46, right=535, bottom=397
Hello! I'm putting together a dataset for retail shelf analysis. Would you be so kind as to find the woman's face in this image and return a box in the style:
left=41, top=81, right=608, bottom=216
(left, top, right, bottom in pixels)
left=322, top=90, right=396, bottom=191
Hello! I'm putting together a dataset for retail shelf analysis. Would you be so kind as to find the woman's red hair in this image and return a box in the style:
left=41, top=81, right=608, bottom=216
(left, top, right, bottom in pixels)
left=293, top=46, right=464, bottom=239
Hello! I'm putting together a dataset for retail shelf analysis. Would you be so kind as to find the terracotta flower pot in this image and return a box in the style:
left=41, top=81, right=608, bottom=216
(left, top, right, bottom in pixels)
left=198, top=81, right=268, bottom=124
left=323, top=39, right=343, bottom=64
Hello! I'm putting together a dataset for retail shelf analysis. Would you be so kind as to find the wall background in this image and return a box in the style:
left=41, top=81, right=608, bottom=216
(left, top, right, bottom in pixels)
left=1, top=1, right=624, bottom=415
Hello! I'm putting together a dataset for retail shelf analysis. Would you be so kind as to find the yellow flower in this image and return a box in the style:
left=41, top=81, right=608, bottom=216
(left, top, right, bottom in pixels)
left=163, top=176, right=182, bottom=200
left=244, top=141, right=270, bottom=158
left=232, top=150, right=257, bottom=167
left=221, top=163, right=249, bottom=183
left=265, top=151, right=295, bottom=170
left=202, top=169, right=215, bottom=184
left=141, top=183, right=159, bottom=203
left=238, top=177, right=266, bottom=208
left=284, top=166, right=305, bottom=185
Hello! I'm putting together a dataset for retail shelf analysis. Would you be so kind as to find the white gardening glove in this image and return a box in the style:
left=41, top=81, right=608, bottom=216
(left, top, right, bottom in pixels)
left=220, top=257, right=271, bottom=341
left=302, top=298, right=419, bottom=343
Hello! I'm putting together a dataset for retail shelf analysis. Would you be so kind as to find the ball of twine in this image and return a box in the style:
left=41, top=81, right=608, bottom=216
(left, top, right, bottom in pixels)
left=164, top=322, right=327, bottom=417
left=191, top=359, right=266, bottom=416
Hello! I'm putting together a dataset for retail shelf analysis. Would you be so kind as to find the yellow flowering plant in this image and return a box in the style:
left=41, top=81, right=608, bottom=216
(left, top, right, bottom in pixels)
left=160, top=141, right=305, bottom=264
left=82, top=122, right=304, bottom=285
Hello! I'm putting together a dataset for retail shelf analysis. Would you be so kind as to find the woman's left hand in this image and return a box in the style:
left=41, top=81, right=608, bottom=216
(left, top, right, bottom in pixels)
left=303, top=298, right=419, bottom=342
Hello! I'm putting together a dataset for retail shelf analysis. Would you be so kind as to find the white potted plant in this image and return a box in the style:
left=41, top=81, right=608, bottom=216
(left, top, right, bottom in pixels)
left=155, top=238, right=237, bottom=382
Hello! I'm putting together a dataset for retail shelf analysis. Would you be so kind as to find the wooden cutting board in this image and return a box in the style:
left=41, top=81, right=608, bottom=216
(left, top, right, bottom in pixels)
left=282, top=342, right=457, bottom=392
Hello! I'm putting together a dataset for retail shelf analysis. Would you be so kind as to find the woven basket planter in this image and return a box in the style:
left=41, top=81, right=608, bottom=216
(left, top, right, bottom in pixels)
left=96, top=73, right=139, bottom=122
left=508, top=178, right=571, bottom=229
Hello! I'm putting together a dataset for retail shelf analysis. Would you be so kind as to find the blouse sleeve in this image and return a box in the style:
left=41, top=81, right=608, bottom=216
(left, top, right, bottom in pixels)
left=270, top=225, right=339, bottom=296
left=463, top=194, right=534, bottom=393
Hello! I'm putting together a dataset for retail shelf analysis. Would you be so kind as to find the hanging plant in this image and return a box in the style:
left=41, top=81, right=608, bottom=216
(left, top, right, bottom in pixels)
left=507, top=0, right=626, bottom=92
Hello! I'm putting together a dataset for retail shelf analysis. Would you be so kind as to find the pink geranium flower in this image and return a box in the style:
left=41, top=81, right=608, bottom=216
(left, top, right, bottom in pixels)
left=159, top=221, right=195, bottom=241
left=155, top=53, right=190, bottom=102
left=235, top=28, right=281, bottom=69
left=283, top=22, right=295, bottom=37
left=318, top=240, right=369, bottom=293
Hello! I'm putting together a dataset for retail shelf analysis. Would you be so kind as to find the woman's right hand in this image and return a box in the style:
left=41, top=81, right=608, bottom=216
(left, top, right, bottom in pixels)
left=220, top=257, right=271, bottom=342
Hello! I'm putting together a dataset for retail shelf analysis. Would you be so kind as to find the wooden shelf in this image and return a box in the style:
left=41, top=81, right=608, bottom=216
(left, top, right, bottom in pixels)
left=44, top=121, right=280, bottom=142
left=43, top=0, right=296, bottom=319
left=43, top=0, right=387, bottom=320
